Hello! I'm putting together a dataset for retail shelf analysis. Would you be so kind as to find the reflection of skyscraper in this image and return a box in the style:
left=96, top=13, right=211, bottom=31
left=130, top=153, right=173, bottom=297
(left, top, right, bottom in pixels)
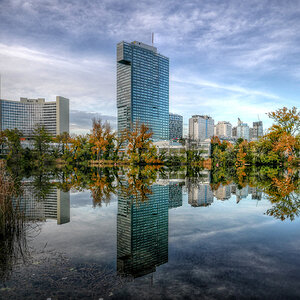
left=188, top=184, right=214, bottom=207
left=15, top=184, right=70, bottom=225
left=117, top=184, right=169, bottom=278
left=168, top=183, right=183, bottom=209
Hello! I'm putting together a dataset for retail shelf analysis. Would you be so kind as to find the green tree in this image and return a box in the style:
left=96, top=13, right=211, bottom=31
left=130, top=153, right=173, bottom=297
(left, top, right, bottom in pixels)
left=4, top=129, right=23, bottom=162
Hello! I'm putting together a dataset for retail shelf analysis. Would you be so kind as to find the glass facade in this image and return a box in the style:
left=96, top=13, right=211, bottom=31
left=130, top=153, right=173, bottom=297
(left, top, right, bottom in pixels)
left=169, top=113, right=183, bottom=140
left=0, top=97, right=69, bottom=137
left=117, top=41, right=169, bottom=140
left=117, top=182, right=169, bottom=278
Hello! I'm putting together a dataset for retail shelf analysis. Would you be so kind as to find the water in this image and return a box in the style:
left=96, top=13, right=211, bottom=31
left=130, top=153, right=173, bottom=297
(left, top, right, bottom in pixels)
left=0, top=166, right=299, bottom=299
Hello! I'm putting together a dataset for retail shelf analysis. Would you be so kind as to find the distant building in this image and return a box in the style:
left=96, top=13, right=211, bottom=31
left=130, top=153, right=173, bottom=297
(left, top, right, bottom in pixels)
left=232, top=126, right=237, bottom=138
left=215, top=121, right=232, bottom=138
left=169, top=113, right=183, bottom=140
left=0, top=96, right=69, bottom=137
left=117, top=41, right=169, bottom=140
left=189, top=115, right=214, bottom=141
left=252, top=121, right=263, bottom=141
left=236, top=118, right=250, bottom=140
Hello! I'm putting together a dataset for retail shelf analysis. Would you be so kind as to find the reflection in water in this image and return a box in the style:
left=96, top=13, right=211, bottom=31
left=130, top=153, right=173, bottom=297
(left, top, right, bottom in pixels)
left=117, top=180, right=170, bottom=278
left=1, top=163, right=299, bottom=298
left=17, top=181, right=70, bottom=225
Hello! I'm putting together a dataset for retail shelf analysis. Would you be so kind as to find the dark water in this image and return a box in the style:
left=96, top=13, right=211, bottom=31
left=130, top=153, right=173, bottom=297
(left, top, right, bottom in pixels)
left=0, top=167, right=299, bottom=299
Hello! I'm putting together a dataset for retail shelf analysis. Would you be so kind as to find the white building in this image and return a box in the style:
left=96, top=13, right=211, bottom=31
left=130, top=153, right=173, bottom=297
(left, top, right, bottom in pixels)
left=189, top=115, right=214, bottom=141
left=0, top=96, right=69, bottom=137
left=215, top=121, right=232, bottom=137
left=236, top=118, right=250, bottom=141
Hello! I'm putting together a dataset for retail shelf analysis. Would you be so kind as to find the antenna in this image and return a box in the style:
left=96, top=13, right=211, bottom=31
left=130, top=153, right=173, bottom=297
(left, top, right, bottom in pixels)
left=0, top=74, right=1, bottom=100
left=257, top=114, right=260, bottom=121
left=152, top=32, right=154, bottom=46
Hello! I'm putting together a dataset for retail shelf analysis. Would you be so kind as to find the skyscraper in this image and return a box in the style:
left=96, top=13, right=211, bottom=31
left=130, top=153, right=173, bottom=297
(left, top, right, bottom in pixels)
left=189, top=115, right=214, bottom=141
left=0, top=96, right=69, bottom=137
left=117, top=41, right=169, bottom=140
left=169, top=113, right=183, bottom=140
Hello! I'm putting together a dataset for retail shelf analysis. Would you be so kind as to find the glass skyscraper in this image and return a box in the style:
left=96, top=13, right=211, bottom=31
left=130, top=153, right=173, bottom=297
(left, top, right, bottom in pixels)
left=117, top=41, right=169, bottom=140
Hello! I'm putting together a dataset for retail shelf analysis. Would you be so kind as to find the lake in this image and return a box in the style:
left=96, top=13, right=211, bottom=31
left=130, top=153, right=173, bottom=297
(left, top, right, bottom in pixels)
left=0, top=166, right=299, bottom=299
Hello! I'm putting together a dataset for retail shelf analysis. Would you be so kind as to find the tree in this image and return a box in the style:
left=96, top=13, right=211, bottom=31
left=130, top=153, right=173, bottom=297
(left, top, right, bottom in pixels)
left=126, top=122, right=154, bottom=165
left=4, top=129, right=23, bottom=162
left=267, top=106, right=299, bottom=136
left=32, top=125, right=52, bottom=163
left=89, top=119, right=115, bottom=161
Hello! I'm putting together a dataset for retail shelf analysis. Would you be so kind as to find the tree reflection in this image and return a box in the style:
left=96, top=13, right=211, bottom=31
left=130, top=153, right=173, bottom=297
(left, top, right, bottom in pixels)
left=0, top=161, right=36, bottom=281
left=211, top=165, right=299, bottom=221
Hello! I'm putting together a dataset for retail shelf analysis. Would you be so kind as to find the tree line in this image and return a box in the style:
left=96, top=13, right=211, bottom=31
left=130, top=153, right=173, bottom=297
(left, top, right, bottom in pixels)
left=211, top=107, right=299, bottom=167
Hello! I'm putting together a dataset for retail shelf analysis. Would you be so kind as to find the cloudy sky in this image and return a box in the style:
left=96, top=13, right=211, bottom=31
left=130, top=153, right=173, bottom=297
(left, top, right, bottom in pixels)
left=0, top=0, right=299, bottom=134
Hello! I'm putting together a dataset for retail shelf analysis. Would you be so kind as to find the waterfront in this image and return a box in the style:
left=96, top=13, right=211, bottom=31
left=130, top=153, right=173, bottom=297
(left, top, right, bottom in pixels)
left=0, top=167, right=299, bottom=299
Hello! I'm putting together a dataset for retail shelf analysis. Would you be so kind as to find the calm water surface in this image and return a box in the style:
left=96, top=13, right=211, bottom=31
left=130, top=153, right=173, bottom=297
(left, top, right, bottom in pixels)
left=1, top=168, right=299, bottom=299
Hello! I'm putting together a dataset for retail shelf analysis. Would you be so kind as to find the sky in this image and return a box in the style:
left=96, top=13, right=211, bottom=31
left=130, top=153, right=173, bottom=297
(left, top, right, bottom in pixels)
left=0, top=0, right=299, bottom=135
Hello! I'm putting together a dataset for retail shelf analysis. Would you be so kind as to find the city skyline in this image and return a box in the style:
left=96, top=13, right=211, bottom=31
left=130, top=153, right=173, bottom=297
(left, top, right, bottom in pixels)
left=0, top=0, right=299, bottom=134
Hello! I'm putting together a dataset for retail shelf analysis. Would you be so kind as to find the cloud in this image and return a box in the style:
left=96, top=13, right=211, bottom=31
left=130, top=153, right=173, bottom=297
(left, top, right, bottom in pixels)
left=0, top=0, right=299, bottom=134
left=70, top=110, right=116, bottom=134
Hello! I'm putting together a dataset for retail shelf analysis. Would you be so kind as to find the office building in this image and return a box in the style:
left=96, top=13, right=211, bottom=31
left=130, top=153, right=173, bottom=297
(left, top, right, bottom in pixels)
left=169, top=113, right=183, bottom=140
left=0, top=96, right=69, bottom=137
left=251, top=121, right=263, bottom=141
left=189, top=115, right=214, bottom=141
left=232, top=126, right=237, bottom=138
left=117, top=182, right=169, bottom=278
left=215, top=121, right=232, bottom=137
left=117, top=41, right=169, bottom=140
left=236, top=118, right=250, bottom=140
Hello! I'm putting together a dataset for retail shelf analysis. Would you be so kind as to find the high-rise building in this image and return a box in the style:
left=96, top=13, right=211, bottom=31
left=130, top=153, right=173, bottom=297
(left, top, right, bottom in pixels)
left=169, top=113, right=183, bottom=140
left=236, top=118, right=250, bottom=140
left=117, top=41, right=169, bottom=140
left=215, top=121, right=232, bottom=137
left=0, top=96, right=69, bottom=137
left=252, top=121, right=263, bottom=141
left=189, top=115, right=214, bottom=141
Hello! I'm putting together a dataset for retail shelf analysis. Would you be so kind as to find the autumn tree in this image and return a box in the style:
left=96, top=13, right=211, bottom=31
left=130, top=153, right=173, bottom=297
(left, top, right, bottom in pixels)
left=89, top=119, right=116, bottom=161
left=126, top=122, right=154, bottom=165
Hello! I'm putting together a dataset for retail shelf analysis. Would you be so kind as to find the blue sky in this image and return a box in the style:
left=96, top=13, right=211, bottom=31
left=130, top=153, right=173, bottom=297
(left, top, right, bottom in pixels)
left=0, top=0, right=299, bottom=134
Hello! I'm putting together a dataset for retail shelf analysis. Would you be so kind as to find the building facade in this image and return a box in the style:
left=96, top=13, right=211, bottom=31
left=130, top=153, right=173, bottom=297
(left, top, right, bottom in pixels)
left=117, top=41, right=169, bottom=140
left=251, top=121, right=263, bottom=141
left=169, top=113, right=183, bottom=140
left=189, top=115, right=214, bottom=141
left=215, top=121, right=232, bottom=137
left=236, top=118, right=250, bottom=140
left=0, top=96, right=69, bottom=137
